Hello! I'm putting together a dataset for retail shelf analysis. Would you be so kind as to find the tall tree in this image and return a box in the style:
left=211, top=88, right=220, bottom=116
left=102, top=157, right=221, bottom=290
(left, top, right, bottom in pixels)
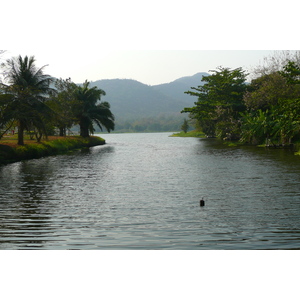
left=0, top=55, right=54, bottom=145
left=48, top=78, right=78, bottom=136
left=241, top=61, right=300, bottom=145
left=182, top=67, right=248, bottom=139
left=251, top=50, right=300, bottom=78
left=243, top=71, right=299, bottom=111
left=280, top=61, right=300, bottom=84
left=73, top=80, right=115, bottom=137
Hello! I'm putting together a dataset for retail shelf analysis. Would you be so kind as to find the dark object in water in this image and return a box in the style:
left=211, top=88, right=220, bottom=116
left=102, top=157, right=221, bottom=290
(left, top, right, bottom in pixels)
left=200, top=198, right=205, bottom=207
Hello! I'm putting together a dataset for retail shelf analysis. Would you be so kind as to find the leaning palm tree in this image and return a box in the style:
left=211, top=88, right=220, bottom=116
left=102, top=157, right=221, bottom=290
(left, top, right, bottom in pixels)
left=73, top=80, right=115, bottom=138
left=1, top=55, right=54, bottom=145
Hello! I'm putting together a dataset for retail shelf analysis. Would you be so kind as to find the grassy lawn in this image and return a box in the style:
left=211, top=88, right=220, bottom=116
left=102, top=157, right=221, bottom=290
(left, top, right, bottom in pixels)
left=170, top=130, right=206, bottom=138
left=0, top=134, right=105, bottom=165
left=0, top=134, right=79, bottom=147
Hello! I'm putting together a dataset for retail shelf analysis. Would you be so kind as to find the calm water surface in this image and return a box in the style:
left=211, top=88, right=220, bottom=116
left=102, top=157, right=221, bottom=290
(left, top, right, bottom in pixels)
left=1, top=132, right=300, bottom=249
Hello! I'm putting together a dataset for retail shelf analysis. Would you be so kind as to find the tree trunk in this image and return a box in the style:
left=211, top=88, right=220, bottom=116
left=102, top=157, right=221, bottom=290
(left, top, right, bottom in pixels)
left=59, top=127, right=65, bottom=137
left=80, top=125, right=89, bottom=138
left=18, top=120, right=25, bottom=145
left=79, top=119, right=90, bottom=138
left=35, top=131, right=43, bottom=142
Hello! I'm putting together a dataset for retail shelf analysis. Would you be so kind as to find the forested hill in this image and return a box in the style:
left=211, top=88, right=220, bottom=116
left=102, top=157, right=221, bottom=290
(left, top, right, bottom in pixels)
left=152, top=72, right=209, bottom=101
left=89, top=72, right=209, bottom=132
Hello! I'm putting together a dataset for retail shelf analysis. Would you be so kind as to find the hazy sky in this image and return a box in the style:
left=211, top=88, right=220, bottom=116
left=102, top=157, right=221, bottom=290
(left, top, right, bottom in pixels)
left=2, top=50, right=290, bottom=86
left=3, top=1, right=297, bottom=86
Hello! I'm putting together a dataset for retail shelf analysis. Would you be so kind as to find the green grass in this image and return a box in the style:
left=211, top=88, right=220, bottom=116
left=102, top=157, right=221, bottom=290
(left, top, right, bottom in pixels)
left=294, top=142, right=300, bottom=155
left=223, top=141, right=242, bottom=147
left=0, top=136, right=105, bottom=165
left=170, top=130, right=206, bottom=138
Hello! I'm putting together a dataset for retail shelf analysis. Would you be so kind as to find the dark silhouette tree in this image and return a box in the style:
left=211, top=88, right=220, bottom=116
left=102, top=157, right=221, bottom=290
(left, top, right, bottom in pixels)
left=0, top=55, right=54, bottom=145
left=73, top=80, right=115, bottom=137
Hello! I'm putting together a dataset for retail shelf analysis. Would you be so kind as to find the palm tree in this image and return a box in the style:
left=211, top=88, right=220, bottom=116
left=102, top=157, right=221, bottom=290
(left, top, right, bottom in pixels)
left=73, top=80, right=115, bottom=138
left=1, top=55, right=54, bottom=145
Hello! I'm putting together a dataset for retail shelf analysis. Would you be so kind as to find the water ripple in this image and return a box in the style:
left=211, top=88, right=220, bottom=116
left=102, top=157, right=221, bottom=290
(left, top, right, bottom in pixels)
left=1, top=133, right=300, bottom=249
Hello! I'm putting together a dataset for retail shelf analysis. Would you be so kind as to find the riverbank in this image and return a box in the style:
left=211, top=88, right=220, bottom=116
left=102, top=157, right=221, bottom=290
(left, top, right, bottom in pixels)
left=0, top=136, right=105, bottom=165
left=170, top=130, right=206, bottom=138
left=171, top=131, right=300, bottom=155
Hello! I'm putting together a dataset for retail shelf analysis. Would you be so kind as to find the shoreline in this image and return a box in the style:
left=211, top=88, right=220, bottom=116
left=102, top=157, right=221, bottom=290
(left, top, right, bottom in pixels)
left=0, top=136, right=105, bottom=166
left=170, top=130, right=206, bottom=138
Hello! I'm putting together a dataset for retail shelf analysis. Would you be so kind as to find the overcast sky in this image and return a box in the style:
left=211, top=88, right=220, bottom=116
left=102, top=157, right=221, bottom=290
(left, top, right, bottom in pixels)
left=1, top=50, right=283, bottom=85
left=2, top=0, right=298, bottom=86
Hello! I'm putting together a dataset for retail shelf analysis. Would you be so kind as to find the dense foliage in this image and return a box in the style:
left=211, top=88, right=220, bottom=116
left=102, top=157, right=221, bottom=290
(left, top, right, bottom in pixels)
left=114, top=114, right=185, bottom=133
left=73, top=80, right=114, bottom=137
left=240, top=70, right=300, bottom=145
left=0, top=55, right=115, bottom=144
left=183, top=53, right=300, bottom=146
left=0, top=55, right=55, bottom=145
left=182, top=67, right=248, bottom=139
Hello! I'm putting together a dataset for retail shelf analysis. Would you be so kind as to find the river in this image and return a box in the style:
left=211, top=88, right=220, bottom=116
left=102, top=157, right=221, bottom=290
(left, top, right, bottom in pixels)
left=1, top=132, right=300, bottom=249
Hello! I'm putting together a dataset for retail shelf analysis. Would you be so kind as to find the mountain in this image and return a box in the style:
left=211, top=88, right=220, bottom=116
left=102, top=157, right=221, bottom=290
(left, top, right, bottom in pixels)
left=89, top=72, right=209, bottom=132
left=152, top=72, right=209, bottom=102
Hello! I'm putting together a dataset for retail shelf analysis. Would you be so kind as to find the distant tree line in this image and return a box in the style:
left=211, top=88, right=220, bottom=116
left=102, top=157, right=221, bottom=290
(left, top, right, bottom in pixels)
left=0, top=54, right=115, bottom=145
left=114, top=114, right=187, bottom=133
left=182, top=51, right=300, bottom=146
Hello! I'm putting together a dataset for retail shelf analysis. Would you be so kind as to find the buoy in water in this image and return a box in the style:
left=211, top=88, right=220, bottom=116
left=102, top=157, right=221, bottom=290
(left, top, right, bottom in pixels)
left=200, top=198, right=205, bottom=207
